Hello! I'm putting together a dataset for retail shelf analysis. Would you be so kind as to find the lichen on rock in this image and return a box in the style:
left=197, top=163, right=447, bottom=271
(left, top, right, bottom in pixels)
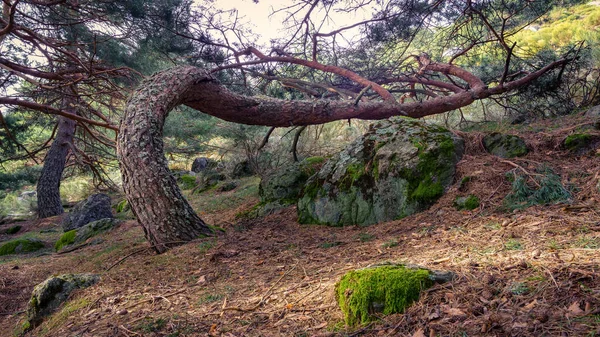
left=298, top=118, right=463, bottom=226
left=258, top=157, right=325, bottom=212
left=25, top=273, right=99, bottom=329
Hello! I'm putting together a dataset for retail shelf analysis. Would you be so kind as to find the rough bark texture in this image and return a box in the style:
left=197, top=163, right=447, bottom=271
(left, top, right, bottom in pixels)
left=117, top=68, right=214, bottom=253
left=117, top=64, right=567, bottom=253
left=37, top=107, right=76, bottom=218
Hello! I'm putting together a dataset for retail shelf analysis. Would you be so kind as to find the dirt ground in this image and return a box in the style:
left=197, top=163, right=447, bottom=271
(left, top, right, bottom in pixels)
left=1, top=114, right=599, bottom=337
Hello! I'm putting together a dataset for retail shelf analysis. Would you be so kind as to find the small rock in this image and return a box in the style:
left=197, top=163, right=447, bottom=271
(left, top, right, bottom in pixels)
left=26, top=273, right=100, bottom=329
left=117, top=309, right=128, bottom=315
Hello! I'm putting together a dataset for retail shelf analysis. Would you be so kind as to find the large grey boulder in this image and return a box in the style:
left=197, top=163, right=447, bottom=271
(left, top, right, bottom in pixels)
left=25, top=273, right=100, bottom=329
left=483, top=133, right=528, bottom=158
left=62, top=194, right=113, bottom=231
left=298, top=118, right=464, bottom=226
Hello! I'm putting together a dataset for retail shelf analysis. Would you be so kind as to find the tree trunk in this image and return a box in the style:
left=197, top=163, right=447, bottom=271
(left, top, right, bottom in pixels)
left=117, top=68, right=215, bottom=253
left=37, top=100, right=77, bottom=218
left=117, top=63, right=567, bottom=253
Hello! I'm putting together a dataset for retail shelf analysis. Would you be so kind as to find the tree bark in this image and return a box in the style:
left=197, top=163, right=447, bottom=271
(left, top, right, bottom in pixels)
left=117, top=62, right=568, bottom=253
left=37, top=98, right=77, bottom=218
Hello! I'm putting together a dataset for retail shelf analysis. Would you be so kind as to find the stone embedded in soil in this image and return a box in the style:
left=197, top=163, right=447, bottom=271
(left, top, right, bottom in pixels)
left=482, top=133, right=528, bottom=158
left=25, top=273, right=100, bottom=329
left=298, top=117, right=464, bottom=226
left=62, top=193, right=113, bottom=231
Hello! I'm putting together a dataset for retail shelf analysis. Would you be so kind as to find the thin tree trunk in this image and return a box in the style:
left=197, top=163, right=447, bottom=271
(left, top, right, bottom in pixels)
left=37, top=98, right=77, bottom=218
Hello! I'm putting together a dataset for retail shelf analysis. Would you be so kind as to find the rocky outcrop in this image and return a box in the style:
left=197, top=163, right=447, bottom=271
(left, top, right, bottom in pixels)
left=483, top=133, right=528, bottom=158
left=231, top=160, right=254, bottom=178
left=25, top=273, right=99, bottom=329
left=259, top=157, right=325, bottom=210
left=62, top=194, right=113, bottom=231
left=298, top=118, right=463, bottom=226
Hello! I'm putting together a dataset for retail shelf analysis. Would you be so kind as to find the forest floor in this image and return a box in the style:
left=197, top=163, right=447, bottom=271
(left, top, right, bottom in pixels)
left=1, top=113, right=600, bottom=337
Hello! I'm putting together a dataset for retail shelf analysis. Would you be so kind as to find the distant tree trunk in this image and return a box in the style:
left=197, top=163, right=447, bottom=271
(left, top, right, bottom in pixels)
left=117, top=63, right=568, bottom=253
left=37, top=98, right=77, bottom=218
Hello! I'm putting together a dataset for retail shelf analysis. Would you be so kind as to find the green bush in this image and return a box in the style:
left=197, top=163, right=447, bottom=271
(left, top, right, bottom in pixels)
left=180, top=175, right=197, bottom=190
left=0, top=166, right=41, bottom=193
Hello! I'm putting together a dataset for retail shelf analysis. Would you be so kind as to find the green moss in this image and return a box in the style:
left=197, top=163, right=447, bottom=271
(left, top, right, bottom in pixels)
left=411, top=177, right=443, bottom=202
left=115, top=199, right=129, bottom=213
left=303, top=156, right=326, bottom=165
left=180, top=175, right=197, bottom=190
left=54, top=230, right=76, bottom=251
left=5, top=225, right=22, bottom=234
left=335, top=265, right=432, bottom=326
left=0, top=238, right=44, bottom=255
left=454, top=195, right=480, bottom=210
left=564, top=133, right=592, bottom=151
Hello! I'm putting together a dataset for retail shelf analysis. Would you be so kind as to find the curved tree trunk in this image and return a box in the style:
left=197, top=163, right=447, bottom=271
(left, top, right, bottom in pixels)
left=117, top=68, right=215, bottom=253
left=37, top=103, right=76, bottom=218
left=118, top=62, right=567, bottom=253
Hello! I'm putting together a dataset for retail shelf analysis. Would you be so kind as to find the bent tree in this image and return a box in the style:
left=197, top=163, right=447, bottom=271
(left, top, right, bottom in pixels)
left=117, top=53, right=569, bottom=253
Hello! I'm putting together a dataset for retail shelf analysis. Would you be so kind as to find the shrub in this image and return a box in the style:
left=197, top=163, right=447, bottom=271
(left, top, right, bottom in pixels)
left=503, top=166, right=571, bottom=210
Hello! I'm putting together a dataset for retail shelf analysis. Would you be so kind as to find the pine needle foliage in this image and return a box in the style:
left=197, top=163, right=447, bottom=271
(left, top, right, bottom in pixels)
left=503, top=166, right=571, bottom=211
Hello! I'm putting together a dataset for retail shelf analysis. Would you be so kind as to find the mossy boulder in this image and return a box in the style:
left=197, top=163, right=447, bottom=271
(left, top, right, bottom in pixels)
left=483, top=133, right=528, bottom=158
left=5, top=225, right=22, bottom=234
left=25, top=273, right=99, bottom=329
left=62, top=194, right=113, bottom=231
left=563, top=133, right=600, bottom=155
left=259, top=157, right=325, bottom=210
left=55, top=218, right=121, bottom=252
left=298, top=118, right=463, bottom=226
left=335, top=264, right=454, bottom=326
left=454, top=195, right=480, bottom=210
left=0, top=238, right=44, bottom=255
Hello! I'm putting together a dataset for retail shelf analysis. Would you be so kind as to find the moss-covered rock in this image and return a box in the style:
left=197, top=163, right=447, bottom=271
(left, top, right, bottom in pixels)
left=335, top=264, right=452, bottom=326
left=259, top=157, right=325, bottom=208
left=563, top=133, right=600, bottom=155
left=54, top=230, right=76, bottom=251
left=5, top=225, right=22, bottom=234
left=454, top=195, right=480, bottom=210
left=483, top=133, right=528, bottom=158
left=0, top=238, right=44, bottom=256
left=55, top=218, right=121, bottom=252
left=25, top=273, right=99, bottom=329
left=62, top=193, right=113, bottom=231
left=298, top=118, right=463, bottom=226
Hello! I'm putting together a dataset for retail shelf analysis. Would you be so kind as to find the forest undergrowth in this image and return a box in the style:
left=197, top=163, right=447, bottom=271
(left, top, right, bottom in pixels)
left=0, top=113, right=599, bottom=337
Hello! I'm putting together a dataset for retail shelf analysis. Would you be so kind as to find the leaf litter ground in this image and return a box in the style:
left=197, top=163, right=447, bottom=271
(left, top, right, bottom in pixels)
left=1, top=113, right=599, bottom=336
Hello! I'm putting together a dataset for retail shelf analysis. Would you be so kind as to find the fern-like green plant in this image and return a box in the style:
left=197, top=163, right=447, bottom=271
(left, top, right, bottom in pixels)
left=503, top=166, right=571, bottom=211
